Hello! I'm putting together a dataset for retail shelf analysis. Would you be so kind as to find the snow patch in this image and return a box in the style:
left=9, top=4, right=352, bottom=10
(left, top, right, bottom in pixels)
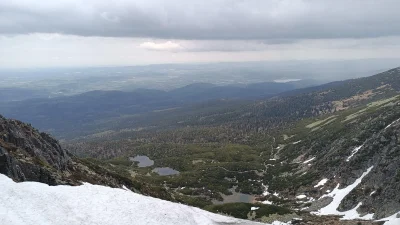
left=303, top=157, right=316, bottom=164
left=296, top=194, right=307, bottom=199
left=346, top=145, right=363, bottom=162
left=379, top=212, right=400, bottom=225
left=292, top=140, right=302, bottom=145
left=313, top=166, right=374, bottom=219
left=307, top=197, right=316, bottom=203
left=271, top=222, right=291, bottom=225
left=340, top=203, right=374, bottom=220
left=385, top=118, right=400, bottom=130
left=314, top=178, right=328, bottom=188
left=262, top=184, right=271, bottom=196
left=0, top=174, right=266, bottom=225
left=262, top=200, right=273, bottom=205
left=251, top=207, right=260, bottom=211
left=122, top=185, right=130, bottom=191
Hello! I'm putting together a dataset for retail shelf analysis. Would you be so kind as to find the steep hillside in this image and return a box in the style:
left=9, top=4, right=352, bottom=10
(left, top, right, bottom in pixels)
left=0, top=115, right=301, bottom=224
left=0, top=119, right=389, bottom=225
left=0, top=115, right=172, bottom=200
left=71, top=97, right=400, bottom=223
left=0, top=115, right=71, bottom=184
left=258, top=95, right=400, bottom=219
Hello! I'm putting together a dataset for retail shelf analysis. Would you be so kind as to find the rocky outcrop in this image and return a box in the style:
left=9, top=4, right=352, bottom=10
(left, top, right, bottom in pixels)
left=0, top=115, right=71, bottom=184
left=288, top=101, right=400, bottom=219
left=0, top=115, right=173, bottom=201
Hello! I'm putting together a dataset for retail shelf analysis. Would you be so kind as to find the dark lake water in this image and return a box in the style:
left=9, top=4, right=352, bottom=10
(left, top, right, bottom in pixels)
left=212, top=186, right=256, bottom=204
left=152, top=167, right=180, bottom=176
left=219, top=192, right=255, bottom=204
left=129, top=155, right=179, bottom=176
left=129, top=155, right=154, bottom=167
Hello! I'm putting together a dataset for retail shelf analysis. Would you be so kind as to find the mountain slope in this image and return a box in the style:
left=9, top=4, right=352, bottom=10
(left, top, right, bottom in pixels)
left=67, top=96, right=400, bottom=217
left=63, top=67, right=400, bottom=223
left=0, top=115, right=173, bottom=200
left=250, top=94, right=400, bottom=220
left=0, top=115, right=296, bottom=225
left=0, top=115, right=71, bottom=184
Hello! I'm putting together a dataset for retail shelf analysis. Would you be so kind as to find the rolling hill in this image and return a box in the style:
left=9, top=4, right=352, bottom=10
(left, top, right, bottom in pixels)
left=0, top=80, right=309, bottom=138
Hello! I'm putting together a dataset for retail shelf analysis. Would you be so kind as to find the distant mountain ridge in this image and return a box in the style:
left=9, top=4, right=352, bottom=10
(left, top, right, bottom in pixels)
left=86, top=66, right=400, bottom=141
left=0, top=80, right=313, bottom=137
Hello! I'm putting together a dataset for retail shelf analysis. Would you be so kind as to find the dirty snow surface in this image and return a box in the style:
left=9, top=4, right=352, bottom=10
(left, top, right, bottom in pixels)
left=0, top=174, right=266, bottom=225
left=313, top=166, right=374, bottom=220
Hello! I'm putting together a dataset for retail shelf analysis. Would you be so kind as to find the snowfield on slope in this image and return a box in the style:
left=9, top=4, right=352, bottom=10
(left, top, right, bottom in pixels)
left=346, top=145, right=363, bottom=162
left=0, top=174, right=282, bottom=225
left=379, top=212, right=400, bottom=225
left=314, top=178, right=328, bottom=188
left=313, top=166, right=374, bottom=220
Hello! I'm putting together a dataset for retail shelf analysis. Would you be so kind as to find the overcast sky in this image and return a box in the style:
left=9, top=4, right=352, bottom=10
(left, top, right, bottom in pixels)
left=1, top=0, right=400, bottom=68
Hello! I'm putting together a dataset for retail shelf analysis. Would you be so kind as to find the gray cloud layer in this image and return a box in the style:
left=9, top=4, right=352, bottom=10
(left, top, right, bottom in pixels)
left=1, top=0, right=400, bottom=40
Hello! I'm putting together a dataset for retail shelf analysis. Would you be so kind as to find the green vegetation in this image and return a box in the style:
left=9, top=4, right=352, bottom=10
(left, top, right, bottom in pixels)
left=305, top=115, right=336, bottom=129
left=65, top=92, right=400, bottom=209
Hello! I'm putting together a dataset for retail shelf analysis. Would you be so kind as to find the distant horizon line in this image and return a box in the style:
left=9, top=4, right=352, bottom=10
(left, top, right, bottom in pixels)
left=1, top=57, right=400, bottom=72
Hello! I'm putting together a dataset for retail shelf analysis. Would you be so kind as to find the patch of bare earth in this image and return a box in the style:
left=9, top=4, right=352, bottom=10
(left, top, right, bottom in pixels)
left=331, top=90, right=376, bottom=111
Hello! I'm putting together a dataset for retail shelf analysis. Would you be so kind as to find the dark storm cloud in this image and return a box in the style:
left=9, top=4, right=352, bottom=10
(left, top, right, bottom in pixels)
left=1, top=0, right=400, bottom=40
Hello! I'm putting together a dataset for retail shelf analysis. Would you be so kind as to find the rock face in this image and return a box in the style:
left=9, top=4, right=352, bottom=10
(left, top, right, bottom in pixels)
left=286, top=100, right=400, bottom=219
left=0, top=115, right=71, bottom=184
left=0, top=115, right=173, bottom=202
left=338, top=118, right=400, bottom=218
